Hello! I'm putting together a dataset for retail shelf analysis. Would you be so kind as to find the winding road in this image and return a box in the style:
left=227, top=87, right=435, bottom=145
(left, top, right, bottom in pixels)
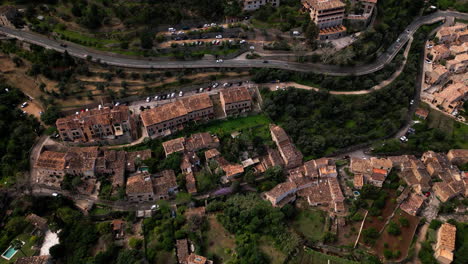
left=1, top=11, right=467, bottom=76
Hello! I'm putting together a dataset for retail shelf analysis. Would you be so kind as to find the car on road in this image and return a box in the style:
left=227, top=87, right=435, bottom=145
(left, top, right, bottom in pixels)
left=52, top=193, right=59, bottom=197
left=406, top=29, right=410, bottom=33
left=407, top=127, right=416, bottom=134
left=216, top=59, right=223, bottom=63
left=410, top=99, right=414, bottom=105
left=396, top=38, right=401, bottom=43
left=146, top=97, right=151, bottom=103
left=21, top=102, right=28, bottom=108
left=179, top=91, right=184, bottom=97
left=263, top=60, right=269, bottom=63
left=215, top=35, right=223, bottom=39
left=240, top=40, right=246, bottom=44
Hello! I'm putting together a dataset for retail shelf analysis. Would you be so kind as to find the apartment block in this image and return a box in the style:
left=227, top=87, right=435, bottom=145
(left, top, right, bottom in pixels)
left=220, top=87, right=253, bottom=116
left=302, top=0, right=346, bottom=40
left=241, top=0, right=280, bottom=11
left=141, top=94, right=214, bottom=138
left=56, top=105, right=138, bottom=143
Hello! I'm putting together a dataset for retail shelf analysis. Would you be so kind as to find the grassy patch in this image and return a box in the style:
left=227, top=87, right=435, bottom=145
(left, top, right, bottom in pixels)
left=205, top=215, right=235, bottom=263
left=291, top=248, right=359, bottom=264
left=0, top=234, right=38, bottom=264
left=292, top=209, right=326, bottom=242
left=202, top=114, right=271, bottom=139
left=89, top=205, right=112, bottom=216
left=258, top=236, right=287, bottom=264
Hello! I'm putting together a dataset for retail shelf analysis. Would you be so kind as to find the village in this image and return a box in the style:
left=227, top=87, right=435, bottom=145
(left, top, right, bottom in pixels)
left=422, top=22, right=468, bottom=122
left=25, top=83, right=468, bottom=263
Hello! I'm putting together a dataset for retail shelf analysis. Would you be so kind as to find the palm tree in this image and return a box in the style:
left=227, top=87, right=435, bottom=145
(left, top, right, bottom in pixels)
left=10, top=239, right=26, bottom=257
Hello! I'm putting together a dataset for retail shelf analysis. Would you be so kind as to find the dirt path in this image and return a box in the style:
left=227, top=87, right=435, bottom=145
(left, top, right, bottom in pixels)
left=413, top=223, right=429, bottom=264
left=264, top=36, right=414, bottom=95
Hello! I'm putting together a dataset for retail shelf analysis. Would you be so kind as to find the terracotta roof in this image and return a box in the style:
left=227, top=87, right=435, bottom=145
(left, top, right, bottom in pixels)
left=350, top=158, right=372, bottom=175
left=162, top=137, right=186, bottom=156
left=319, top=25, right=347, bottom=35
left=438, top=223, right=457, bottom=251
left=154, top=170, right=178, bottom=196
left=371, top=157, right=392, bottom=170
left=126, top=172, right=153, bottom=195
left=14, top=256, right=51, bottom=264
left=432, top=44, right=449, bottom=54
left=35, top=151, right=67, bottom=170
left=220, top=87, right=252, bottom=104
left=448, top=149, right=468, bottom=159
left=185, top=172, right=197, bottom=194
left=205, top=148, right=221, bottom=160
left=181, top=93, right=213, bottom=112
left=186, top=132, right=219, bottom=151
left=400, top=193, right=425, bottom=216
left=433, top=181, right=457, bottom=202
left=304, top=0, right=346, bottom=10
left=328, top=177, right=344, bottom=202
left=415, top=108, right=429, bottom=119
left=265, top=182, right=297, bottom=200
left=111, top=219, right=125, bottom=231
left=319, top=165, right=337, bottom=177
left=270, top=125, right=290, bottom=144
left=435, top=82, right=467, bottom=104
left=303, top=160, right=319, bottom=178
left=299, top=180, right=332, bottom=205
left=56, top=106, right=131, bottom=131
left=354, top=174, right=364, bottom=188
left=140, top=94, right=212, bottom=127
left=140, top=101, right=188, bottom=127
left=176, top=239, right=189, bottom=264
left=222, top=163, right=244, bottom=178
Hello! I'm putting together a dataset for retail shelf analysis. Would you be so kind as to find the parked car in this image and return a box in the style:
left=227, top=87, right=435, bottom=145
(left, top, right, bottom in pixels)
left=179, top=91, right=184, bottom=97
left=410, top=99, right=414, bottom=105
left=115, top=102, right=120, bottom=106
left=21, top=102, right=28, bottom=108
left=146, top=97, right=151, bottom=103
left=425, top=59, right=432, bottom=64
left=399, top=136, right=408, bottom=143
left=215, top=35, right=223, bottom=39
left=216, top=59, right=223, bottom=63
left=199, top=88, right=204, bottom=93
left=154, top=95, right=159, bottom=100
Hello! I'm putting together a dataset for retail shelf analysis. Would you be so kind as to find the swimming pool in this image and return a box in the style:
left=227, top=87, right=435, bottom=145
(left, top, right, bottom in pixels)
left=1, top=241, right=24, bottom=260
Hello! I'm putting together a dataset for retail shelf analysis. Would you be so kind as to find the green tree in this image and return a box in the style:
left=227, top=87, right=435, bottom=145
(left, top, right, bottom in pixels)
left=41, top=106, right=62, bottom=125
left=305, top=21, right=319, bottom=45
left=387, top=221, right=401, bottom=236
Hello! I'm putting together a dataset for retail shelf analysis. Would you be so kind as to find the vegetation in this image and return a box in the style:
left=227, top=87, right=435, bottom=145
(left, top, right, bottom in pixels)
left=216, top=194, right=301, bottom=263
left=373, top=104, right=468, bottom=155
left=331, top=0, right=424, bottom=65
left=0, top=84, right=41, bottom=187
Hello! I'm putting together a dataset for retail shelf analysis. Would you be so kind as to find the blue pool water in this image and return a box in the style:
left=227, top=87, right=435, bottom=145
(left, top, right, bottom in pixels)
left=2, top=246, right=18, bottom=260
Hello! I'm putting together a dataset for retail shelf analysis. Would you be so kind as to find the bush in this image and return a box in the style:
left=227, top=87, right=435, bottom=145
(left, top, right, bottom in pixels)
left=387, top=221, right=401, bottom=236
left=128, top=237, right=143, bottom=250
left=429, top=219, right=442, bottom=230
left=399, top=217, right=410, bottom=227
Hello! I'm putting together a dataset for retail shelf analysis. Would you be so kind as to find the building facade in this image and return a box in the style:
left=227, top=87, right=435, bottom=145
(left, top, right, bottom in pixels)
left=141, top=94, right=214, bottom=138
left=302, top=0, right=346, bottom=40
left=220, top=87, right=253, bottom=116
left=56, top=106, right=138, bottom=143
left=241, top=0, right=280, bottom=11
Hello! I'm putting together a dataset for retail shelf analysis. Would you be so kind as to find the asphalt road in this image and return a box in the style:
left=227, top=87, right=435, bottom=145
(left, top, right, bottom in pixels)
left=1, top=11, right=467, bottom=76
